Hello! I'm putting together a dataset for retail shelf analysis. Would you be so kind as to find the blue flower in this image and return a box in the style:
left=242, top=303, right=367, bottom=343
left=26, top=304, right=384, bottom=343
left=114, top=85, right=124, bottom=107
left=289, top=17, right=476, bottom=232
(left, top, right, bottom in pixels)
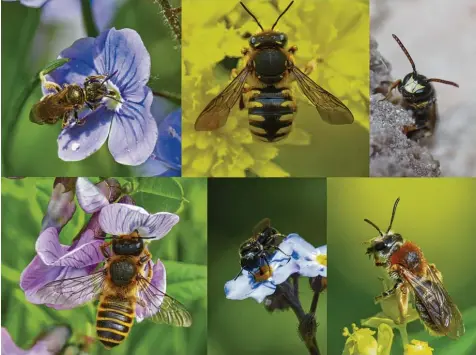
left=45, top=28, right=158, bottom=166
left=135, top=99, right=182, bottom=176
left=224, top=241, right=298, bottom=303
left=285, top=234, right=327, bottom=277
left=2, top=0, right=49, bottom=7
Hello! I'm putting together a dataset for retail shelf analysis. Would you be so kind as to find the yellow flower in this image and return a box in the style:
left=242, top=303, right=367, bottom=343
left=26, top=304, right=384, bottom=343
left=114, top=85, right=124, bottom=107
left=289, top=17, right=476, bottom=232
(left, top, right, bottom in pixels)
left=182, top=0, right=369, bottom=177
left=342, top=323, right=394, bottom=355
left=404, top=340, right=434, bottom=355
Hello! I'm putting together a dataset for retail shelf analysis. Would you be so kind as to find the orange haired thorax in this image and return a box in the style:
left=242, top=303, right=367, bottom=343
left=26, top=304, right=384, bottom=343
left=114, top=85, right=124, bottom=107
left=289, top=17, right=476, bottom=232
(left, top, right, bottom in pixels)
left=390, top=241, right=427, bottom=276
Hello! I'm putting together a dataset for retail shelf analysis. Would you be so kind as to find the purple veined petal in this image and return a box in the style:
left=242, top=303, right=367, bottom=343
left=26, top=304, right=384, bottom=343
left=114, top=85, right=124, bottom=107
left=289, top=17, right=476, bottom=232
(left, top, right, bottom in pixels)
left=99, top=203, right=179, bottom=239
left=91, top=0, right=127, bottom=32
left=36, top=228, right=104, bottom=268
left=108, top=88, right=157, bottom=166
left=93, top=28, right=151, bottom=98
left=76, top=177, right=110, bottom=213
left=57, top=106, right=113, bottom=161
left=136, top=259, right=166, bottom=322
left=1, top=327, right=29, bottom=355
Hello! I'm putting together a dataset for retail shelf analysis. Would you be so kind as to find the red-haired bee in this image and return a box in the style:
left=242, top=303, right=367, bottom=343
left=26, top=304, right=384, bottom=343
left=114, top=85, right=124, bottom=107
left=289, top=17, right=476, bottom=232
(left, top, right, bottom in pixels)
left=364, top=198, right=465, bottom=339
left=381, top=34, right=459, bottom=141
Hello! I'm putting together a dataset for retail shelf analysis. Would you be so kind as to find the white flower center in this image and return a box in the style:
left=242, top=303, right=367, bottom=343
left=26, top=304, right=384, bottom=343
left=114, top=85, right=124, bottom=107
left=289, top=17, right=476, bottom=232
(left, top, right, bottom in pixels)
left=104, top=81, right=123, bottom=111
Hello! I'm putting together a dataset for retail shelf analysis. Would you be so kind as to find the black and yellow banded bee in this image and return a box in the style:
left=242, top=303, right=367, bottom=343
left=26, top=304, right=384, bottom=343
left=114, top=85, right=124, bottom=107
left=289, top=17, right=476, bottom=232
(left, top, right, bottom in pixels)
left=194, top=1, right=354, bottom=142
left=36, top=232, right=192, bottom=349
left=381, top=34, right=459, bottom=141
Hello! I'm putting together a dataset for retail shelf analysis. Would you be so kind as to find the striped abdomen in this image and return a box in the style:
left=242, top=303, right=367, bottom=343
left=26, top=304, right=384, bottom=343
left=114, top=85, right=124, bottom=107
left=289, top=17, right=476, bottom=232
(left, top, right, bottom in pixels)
left=248, top=87, right=296, bottom=142
left=96, top=295, right=135, bottom=349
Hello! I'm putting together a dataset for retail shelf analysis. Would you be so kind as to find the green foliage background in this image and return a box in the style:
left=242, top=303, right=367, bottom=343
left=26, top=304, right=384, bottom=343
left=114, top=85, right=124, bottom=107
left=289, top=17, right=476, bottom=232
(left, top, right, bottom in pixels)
left=1, top=177, right=206, bottom=355
left=207, top=178, right=327, bottom=355
left=327, top=178, right=476, bottom=355
left=1, top=0, right=180, bottom=176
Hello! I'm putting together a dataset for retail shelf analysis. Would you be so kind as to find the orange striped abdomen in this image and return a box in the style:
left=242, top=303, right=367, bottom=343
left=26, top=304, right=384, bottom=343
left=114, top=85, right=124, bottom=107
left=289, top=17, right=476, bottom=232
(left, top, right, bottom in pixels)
left=96, top=295, right=135, bottom=349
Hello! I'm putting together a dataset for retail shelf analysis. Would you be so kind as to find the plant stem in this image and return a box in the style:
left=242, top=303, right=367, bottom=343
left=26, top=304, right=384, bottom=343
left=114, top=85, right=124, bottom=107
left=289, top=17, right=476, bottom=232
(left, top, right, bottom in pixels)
left=398, top=324, right=409, bottom=347
left=80, top=0, right=99, bottom=37
left=154, top=0, right=181, bottom=45
left=310, top=291, right=320, bottom=315
left=152, top=90, right=181, bottom=102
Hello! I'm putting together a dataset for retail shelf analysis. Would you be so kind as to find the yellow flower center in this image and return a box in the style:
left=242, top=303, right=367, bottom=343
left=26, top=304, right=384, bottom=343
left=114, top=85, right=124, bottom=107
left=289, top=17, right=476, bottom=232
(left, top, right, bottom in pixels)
left=253, top=265, right=273, bottom=282
left=316, top=254, right=327, bottom=266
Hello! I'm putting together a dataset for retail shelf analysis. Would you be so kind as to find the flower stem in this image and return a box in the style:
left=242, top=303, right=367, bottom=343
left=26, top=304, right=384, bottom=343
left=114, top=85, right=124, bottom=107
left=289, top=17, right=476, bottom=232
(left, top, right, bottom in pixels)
left=80, top=0, right=99, bottom=37
left=154, top=0, right=181, bottom=45
left=398, top=324, right=409, bottom=347
left=310, top=291, right=320, bottom=315
left=152, top=89, right=181, bottom=102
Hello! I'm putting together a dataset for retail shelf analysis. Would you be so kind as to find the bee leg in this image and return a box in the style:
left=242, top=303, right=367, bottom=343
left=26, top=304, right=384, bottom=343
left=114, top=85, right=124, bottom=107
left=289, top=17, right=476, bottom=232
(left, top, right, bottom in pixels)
left=137, top=248, right=152, bottom=266
left=241, top=48, right=249, bottom=56
left=288, top=45, right=297, bottom=54
left=375, top=279, right=403, bottom=303
left=100, top=242, right=112, bottom=260
left=375, top=261, right=387, bottom=267
left=379, top=79, right=401, bottom=102
left=234, top=267, right=245, bottom=280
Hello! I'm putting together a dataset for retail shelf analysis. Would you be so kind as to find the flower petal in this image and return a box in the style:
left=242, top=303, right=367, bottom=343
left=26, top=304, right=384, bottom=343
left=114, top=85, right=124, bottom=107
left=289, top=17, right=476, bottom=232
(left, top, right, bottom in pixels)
left=156, top=108, right=182, bottom=171
left=41, top=182, right=76, bottom=232
left=76, top=177, right=110, bottom=213
left=225, top=274, right=277, bottom=303
left=136, top=259, right=166, bottom=322
left=1, top=327, right=28, bottom=355
left=94, top=28, right=151, bottom=98
left=57, top=106, right=113, bottom=161
left=36, top=228, right=104, bottom=268
left=108, top=88, right=157, bottom=166
left=284, top=233, right=316, bottom=258
left=91, top=0, right=126, bottom=32
left=99, top=203, right=179, bottom=239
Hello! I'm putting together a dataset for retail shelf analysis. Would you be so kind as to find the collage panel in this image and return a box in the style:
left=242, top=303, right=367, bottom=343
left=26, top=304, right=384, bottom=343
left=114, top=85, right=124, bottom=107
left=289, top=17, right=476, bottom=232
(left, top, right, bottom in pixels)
left=1, top=1, right=181, bottom=177
left=370, top=0, right=476, bottom=177
left=327, top=178, right=476, bottom=355
left=1, top=177, right=206, bottom=354
left=182, top=0, right=369, bottom=178
left=207, top=178, right=327, bottom=354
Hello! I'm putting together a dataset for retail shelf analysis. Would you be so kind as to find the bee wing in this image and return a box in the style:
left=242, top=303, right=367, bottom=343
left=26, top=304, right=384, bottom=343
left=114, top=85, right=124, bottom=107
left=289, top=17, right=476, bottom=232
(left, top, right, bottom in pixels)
left=252, top=218, right=271, bottom=237
left=400, top=266, right=465, bottom=339
left=137, top=275, right=192, bottom=327
left=194, top=67, right=250, bottom=131
left=35, top=269, right=107, bottom=307
left=290, top=65, right=354, bottom=125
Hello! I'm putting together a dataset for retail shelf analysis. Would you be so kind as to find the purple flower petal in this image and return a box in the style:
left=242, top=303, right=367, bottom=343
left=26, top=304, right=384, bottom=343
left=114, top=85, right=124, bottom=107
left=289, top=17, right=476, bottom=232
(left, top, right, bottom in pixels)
left=76, top=177, right=110, bottom=213
left=41, top=182, right=76, bottom=232
left=91, top=0, right=126, bottom=32
left=36, top=228, right=104, bottom=268
left=156, top=108, right=181, bottom=170
left=136, top=259, right=166, bottom=322
left=93, top=28, right=151, bottom=99
left=108, top=87, right=157, bottom=166
left=99, top=203, right=179, bottom=239
left=57, top=106, right=113, bottom=161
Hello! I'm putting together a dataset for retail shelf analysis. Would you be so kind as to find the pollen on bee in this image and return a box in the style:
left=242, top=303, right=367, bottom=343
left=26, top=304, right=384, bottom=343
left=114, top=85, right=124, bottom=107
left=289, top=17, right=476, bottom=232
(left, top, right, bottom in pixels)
left=253, top=265, right=273, bottom=282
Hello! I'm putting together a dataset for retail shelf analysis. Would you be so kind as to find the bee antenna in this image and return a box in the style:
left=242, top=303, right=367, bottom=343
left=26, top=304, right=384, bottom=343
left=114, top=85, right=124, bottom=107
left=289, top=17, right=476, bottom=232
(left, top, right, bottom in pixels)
left=427, top=78, right=460, bottom=88
left=100, top=70, right=118, bottom=85
left=271, top=1, right=294, bottom=30
left=105, top=95, right=122, bottom=103
left=392, top=34, right=417, bottom=75
left=386, top=197, right=400, bottom=233
left=364, top=219, right=383, bottom=236
left=240, top=2, right=264, bottom=31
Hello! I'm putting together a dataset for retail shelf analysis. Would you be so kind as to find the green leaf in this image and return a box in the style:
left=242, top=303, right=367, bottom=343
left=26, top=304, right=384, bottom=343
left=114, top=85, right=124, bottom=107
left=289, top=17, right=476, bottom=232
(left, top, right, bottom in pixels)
left=132, top=177, right=185, bottom=213
left=162, top=260, right=207, bottom=303
left=2, top=264, right=22, bottom=283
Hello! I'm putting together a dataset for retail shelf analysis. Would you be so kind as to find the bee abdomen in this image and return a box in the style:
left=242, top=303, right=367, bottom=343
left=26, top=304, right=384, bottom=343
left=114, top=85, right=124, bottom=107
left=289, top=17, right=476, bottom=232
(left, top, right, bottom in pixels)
left=248, top=87, right=296, bottom=142
left=96, top=300, right=134, bottom=349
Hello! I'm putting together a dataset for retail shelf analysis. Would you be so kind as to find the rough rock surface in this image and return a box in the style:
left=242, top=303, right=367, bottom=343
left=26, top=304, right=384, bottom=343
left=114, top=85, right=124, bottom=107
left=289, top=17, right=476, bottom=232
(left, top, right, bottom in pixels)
left=369, top=38, right=441, bottom=177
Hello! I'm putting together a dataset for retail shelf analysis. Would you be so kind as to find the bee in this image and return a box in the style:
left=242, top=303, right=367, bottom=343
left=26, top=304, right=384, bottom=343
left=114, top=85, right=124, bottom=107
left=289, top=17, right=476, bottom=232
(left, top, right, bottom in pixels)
left=35, top=231, right=192, bottom=349
left=364, top=197, right=465, bottom=339
left=194, top=1, right=354, bottom=142
left=30, top=71, right=120, bottom=128
left=235, top=218, right=290, bottom=280
left=381, top=34, right=459, bottom=141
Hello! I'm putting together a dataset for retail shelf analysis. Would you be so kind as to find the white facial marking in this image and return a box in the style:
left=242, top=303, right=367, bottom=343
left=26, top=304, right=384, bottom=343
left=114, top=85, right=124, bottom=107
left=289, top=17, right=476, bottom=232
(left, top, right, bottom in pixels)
left=404, top=75, right=425, bottom=94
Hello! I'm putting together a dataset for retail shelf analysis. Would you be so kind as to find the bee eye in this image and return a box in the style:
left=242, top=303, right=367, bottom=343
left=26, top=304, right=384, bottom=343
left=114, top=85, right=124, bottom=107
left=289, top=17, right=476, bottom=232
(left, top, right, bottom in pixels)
left=280, top=34, right=285, bottom=41
left=250, top=37, right=256, bottom=45
left=375, top=243, right=386, bottom=251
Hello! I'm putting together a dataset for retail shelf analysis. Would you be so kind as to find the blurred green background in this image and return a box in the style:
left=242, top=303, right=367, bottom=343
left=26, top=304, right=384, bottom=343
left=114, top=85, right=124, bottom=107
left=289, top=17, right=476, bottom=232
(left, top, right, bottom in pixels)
left=1, top=177, right=206, bottom=355
left=327, top=178, right=476, bottom=355
left=207, top=178, right=327, bottom=354
left=1, top=0, right=180, bottom=176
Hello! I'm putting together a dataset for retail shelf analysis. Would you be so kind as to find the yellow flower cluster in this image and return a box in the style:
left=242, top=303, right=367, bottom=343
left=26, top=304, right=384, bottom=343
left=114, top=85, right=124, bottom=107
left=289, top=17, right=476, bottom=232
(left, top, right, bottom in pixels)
left=404, top=340, right=434, bottom=355
left=182, top=0, right=369, bottom=177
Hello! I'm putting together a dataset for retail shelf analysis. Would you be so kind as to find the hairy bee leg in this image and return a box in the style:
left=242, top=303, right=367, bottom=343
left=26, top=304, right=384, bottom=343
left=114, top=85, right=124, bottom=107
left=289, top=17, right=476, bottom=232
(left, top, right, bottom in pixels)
left=375, top=279, right=403, bottom=303
left=138, top=248, right=152, bottom=266
left=100, top=242, right=112, bottom=259
left=380, top=79, right=401, bottom=102
left=233, top=267, right=245, bottom=281
left=288, top=45, right=297, bottom=54
left=241, top=47, right=249, bottom=56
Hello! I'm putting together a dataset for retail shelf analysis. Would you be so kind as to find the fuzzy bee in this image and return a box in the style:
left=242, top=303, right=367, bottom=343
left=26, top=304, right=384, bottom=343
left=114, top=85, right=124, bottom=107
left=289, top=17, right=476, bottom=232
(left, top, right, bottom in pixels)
left=364, top=197, right=465, bottom=339
left=194, top=1, right=354, bottom=142
left=381, top=34, right=459, bottom=141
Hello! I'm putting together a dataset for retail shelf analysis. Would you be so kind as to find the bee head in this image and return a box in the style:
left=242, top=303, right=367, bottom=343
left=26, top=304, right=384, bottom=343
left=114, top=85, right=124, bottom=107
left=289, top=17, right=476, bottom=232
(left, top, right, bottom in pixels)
left=84, top=77, right=108, bottom=103
left=364, top=197, right=403, bottom=258
left=249, top=32, right=287, bottom=48
left=112, top=234, right=144, bottom=256
left=400, top=72, right=433, bottom=100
